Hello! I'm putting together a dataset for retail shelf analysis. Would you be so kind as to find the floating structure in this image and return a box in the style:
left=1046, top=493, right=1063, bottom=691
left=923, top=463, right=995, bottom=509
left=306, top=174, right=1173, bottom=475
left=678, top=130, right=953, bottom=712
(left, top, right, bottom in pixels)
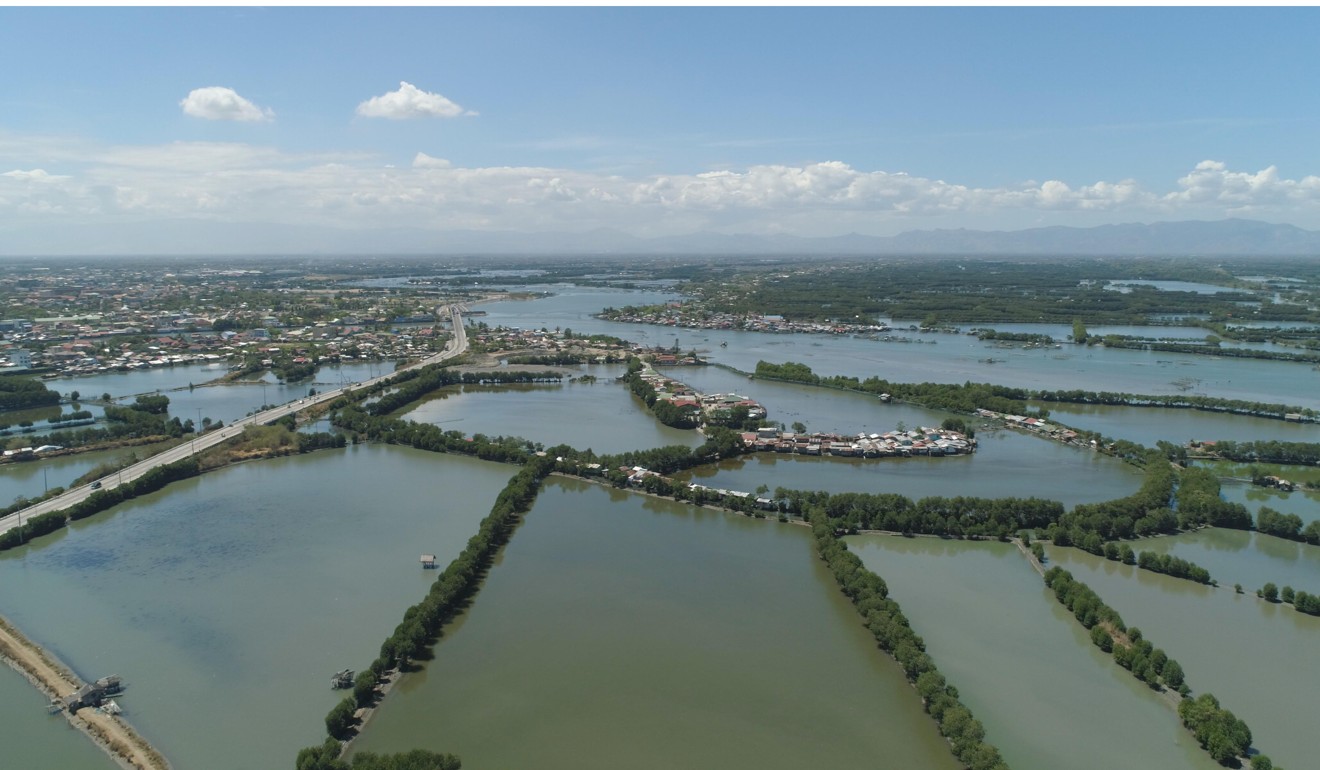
left=740, top=426, right=975, bottom=458
left=330, top=669, right=355, bottom=689
left=419, top=554, right=437, bottom=569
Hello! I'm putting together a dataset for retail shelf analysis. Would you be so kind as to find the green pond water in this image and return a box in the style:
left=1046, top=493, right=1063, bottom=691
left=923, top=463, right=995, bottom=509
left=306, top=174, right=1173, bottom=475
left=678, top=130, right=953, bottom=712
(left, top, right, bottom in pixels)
left=0, top=445, right=516, bottom=770
left=846, top=536, right=1221, bottom=770
left=0, top=442, right=175, bottom=511
left=0, top=662, right=117, bottom=770
left=1026, top=401, right=1320, bottom=446
left=1217, top=479, right=1320, bottom=526
left=1131, top=528, right=1320, bottom=594
left=1045, top=546, right=1320, bottom=770
left=398, top=368, right=706, bottom=454
left=676, top=426, right=1140, bottom=508
left=350, top=477, right=961, bottom=770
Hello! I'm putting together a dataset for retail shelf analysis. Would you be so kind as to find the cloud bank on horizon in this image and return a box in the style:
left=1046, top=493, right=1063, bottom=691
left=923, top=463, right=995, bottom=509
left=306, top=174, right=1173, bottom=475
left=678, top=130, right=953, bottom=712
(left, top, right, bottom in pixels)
left=2, top=134, right=1318, bottom=241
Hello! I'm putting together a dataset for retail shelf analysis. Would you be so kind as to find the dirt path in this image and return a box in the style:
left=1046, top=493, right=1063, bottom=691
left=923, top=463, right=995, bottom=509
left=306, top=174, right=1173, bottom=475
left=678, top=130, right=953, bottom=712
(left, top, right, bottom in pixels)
left=0, top=615, right=171, bottom=770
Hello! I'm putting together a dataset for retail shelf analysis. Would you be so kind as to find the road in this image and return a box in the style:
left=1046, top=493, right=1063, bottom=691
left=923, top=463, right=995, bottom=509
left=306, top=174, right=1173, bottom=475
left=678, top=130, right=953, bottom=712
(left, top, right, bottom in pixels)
left=0, top=306, right=468, bottom=538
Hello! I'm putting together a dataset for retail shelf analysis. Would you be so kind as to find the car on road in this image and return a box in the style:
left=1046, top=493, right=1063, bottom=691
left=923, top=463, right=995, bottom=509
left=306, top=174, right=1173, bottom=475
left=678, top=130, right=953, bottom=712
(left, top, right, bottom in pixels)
left=90, top=481, right=101, bottom=489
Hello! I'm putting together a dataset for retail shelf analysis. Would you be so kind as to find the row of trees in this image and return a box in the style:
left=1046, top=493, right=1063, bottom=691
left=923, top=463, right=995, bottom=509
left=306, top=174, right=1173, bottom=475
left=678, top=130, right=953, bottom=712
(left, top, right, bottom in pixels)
left=1178, top=695, right=1258, bottom=766
left=296, top=741, right=461, bottom=770
left=1099, top=337, right=1320, bottom=365
left=303, top=456, right=556, bottom=766
left=777, top=488, right=1064, bottom=540
left=1043, top=567, right=1254, bottom=765
left=752, top=361, right=1033, bottom=416
left=362, top=367, right=560, bottom=418
left=808, top=508, right=1011, bottom=770
left=0, top=375, right=61, bottom=411
left=1097, top=542, right=1215, bottom=584
left=0, top=457, right=201, bottom=552
left=1031, top=388, right=1317, bottom=423
left=1211, top=439, right=1320, bottom=466
left=1258, top=583, right=1320, bottom=616
left=1255, top=507, right=1320, bottom=545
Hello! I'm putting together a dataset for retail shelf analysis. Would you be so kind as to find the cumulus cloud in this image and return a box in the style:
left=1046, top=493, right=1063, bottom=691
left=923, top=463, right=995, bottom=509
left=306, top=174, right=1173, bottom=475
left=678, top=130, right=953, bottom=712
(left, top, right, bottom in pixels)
left=356, top=82, right=475, bottom=120
left=180, top=87, right=274, bottom=122
left=1163, top=160, right=1320, bottom=209
left=412, top=152, right=452, bottom=169
left=3, top=136, right=1320, bottom=241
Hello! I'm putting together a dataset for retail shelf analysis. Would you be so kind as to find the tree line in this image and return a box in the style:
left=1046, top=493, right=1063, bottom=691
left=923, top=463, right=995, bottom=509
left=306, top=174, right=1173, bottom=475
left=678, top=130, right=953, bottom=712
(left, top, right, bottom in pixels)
left=1257, top=582, right=1320, bottom=617
left=299, top=455, right=556, bottom=768
left=0, top=375, right=61, bottom=411
left=1043, top=567, right=1259, bottom=766
left=1256, top=507, right=1320, bottom=546
left=1209, top=440, right=1320, bottom=466
left=808, top=508, right=1011, bottom=770
left=777, top=488, right=1063, bottom=540
left=753, top=359, right=1319, bottom=424
left=0, top=457, right=201, bottom=553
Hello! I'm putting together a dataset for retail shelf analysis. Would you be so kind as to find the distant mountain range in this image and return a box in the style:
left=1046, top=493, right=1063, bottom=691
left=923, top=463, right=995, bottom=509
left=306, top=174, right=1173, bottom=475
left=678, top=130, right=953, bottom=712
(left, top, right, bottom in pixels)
left=5, top=217, right=1320, bottom=257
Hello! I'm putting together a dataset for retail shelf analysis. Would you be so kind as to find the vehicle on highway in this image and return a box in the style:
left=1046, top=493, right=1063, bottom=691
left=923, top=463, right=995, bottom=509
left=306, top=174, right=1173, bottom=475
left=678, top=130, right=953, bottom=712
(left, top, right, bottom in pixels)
left=90, top=481, right=101, bottom=489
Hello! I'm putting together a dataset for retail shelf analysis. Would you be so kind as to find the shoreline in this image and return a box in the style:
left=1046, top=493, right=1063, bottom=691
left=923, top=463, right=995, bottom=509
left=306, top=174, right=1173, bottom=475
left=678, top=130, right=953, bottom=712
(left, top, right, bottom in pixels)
left=0, top=614, right=171, bottom=770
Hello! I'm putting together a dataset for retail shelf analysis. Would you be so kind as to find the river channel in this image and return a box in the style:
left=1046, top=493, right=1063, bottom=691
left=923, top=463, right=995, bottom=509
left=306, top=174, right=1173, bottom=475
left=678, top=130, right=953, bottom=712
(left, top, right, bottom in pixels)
left=476, top=284, right=1320, bottom=410
left=845, top=536, right=1220, bottom=770
left=0, top=445, right=516, bottom=770
left=350, top=476, right=961, bottom=770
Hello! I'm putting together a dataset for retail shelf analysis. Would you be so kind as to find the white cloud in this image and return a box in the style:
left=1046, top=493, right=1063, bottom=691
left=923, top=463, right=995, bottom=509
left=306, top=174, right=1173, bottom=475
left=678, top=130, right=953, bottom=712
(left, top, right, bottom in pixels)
left=412, top=152, right=452, bottom=169
left=356, top=82, right=475, bottom=120
left=3, top=135, right=1320, bottom=242
left=180, top=87, right=274, bottom=122
left=1, top=168, right=69, bottom=182
left=1163, top=160, right=1320, bottom=210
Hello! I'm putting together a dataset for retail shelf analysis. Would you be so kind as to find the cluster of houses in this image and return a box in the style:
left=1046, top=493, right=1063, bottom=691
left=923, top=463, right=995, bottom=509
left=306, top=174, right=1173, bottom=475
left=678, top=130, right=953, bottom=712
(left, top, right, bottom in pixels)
left=2, top=323, right=438, bottom=380
left=601, top=304, right=890, bottom=336
left=0, top=266, right=453, bottom=379
left=975, top=408, right=1084, bottom=446
left=636, top=367, right=768, bottom=424
left=740, top=426, right=975, bottom=458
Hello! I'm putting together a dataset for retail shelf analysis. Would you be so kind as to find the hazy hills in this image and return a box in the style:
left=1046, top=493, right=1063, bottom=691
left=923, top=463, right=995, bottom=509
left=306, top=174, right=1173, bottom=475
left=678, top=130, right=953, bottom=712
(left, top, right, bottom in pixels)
left=4, top=217, right=1320, bottom=257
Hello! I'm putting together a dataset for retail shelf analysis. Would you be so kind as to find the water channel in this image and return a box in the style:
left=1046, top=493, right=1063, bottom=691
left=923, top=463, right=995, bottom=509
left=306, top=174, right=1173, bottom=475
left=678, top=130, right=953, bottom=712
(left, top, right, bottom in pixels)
left=0, top=445, right=516, bottom=770
left=0, top=662, right=117, bottom=770
left=351, top=476, right=962, bottom=770
left=845, top=536, right=1220, bottom=770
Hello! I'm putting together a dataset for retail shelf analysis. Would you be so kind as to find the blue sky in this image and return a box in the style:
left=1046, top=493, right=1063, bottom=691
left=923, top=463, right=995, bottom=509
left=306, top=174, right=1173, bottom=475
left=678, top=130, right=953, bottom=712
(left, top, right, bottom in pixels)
left=3, top=7, right=1320, bottom=253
